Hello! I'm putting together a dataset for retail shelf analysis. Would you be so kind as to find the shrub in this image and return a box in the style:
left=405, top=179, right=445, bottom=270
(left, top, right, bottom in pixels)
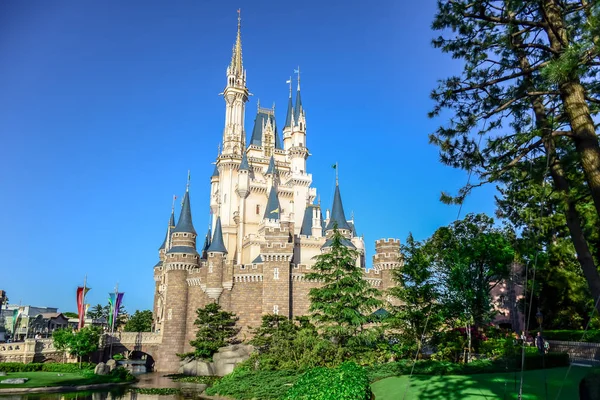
left=580, top=371, right=600, bottom=400
left=542, top=330, right=600, bottom=343
left=0, top=363, right=43, bottom=372
left=521, top=352, right=570, bottom=370
left=112, top=354, right=125, bottom=361
left=0, top=362, right=96, bottom=373
left=109, top=367, right=135, bottom=381
left=205, top=366, right=302, bottom=400
left=284, top=362, right=372, bottom=400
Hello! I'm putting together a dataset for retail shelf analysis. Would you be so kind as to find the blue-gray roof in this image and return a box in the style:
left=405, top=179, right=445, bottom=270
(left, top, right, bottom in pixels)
left=154, top=260, right=163, bottom=268
left=239, top=152, right=250, bottom=171
left=158, top=210, right=176, bottom=250
left=200, top=228, right=211, bottom=259
left=252, top=255, right=263, bottom=263
left=300, top=205, right=315, bottom=236
left=207, top=216, right=227, bottom=253
left=250, top=111, right=283, bottom=149
left=211, top=164, right=219, bottom=178
left=284, top=96, right=294, bottom=128
left=348, top=221, right=357, bottom=237
left=293, top=90, right=303, bottom=125
left=166, top=246, right=199, bottom=256
left=321, top=237, right=356, bottom=249
left=325, top=185, right=351, bottom=231
left=264, top=186, right=280, bottom=220
left=173, top=191, right=197, bottom=235
left=265, top=156, right=277, bottom=175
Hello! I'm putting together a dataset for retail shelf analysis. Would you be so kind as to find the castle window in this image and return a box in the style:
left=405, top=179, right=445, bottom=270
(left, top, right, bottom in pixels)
left=274, top=268, right=279, bottom=280
left=224, top=194, right=227, bottom=203
left=240, top=265, right=246, bottom=270
left=183, top=233, right=188, bottom=237
left=273, top=305, right=279, bottom=315
left=256, top=205, right=260, bottom=215
left=183, top=254, right=187, bottom=258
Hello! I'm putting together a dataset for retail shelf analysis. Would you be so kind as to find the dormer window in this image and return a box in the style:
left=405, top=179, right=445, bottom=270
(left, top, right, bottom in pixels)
left=183, top=233, right=188, bottom=237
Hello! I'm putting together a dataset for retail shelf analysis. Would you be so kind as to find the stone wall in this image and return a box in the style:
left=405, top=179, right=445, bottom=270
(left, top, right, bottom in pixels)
left=0, top=339, right=65, bottom=363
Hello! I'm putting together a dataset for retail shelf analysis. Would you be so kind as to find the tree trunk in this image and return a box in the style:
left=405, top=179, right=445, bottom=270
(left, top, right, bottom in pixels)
left=542, top=0, right=600, bottom=219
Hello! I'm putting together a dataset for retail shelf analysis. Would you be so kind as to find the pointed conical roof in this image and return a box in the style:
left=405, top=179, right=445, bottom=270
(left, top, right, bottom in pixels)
left=211, top=164, right=219, bottom=178
left=265, top=156, right=277, bottom=175
left=201, top=227, right=211, bottom=259
left=263, top=186, right=280, bottom=220
left=229, top=11, right=243, bottom=77
left=293, top=89, right=303, bottom=125
left=239, top=152, right=250, bottom=171
left=325, top=184, right=351, bottom=231
left=284, top=96, right=294, bottom=129
left=158, top=209, right=176, bottom=250
left=207, top=216, right=227, bottom=253
left=300, top=205, right=315, bottom=236
left=173, top=191, right=196, bottom=234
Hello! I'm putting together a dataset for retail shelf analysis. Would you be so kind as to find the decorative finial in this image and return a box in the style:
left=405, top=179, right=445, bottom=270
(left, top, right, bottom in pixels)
left=257, top=98, right=260, bottom=110
left=171, top=195, right=176, bottom=213
left=318, top=195, right=321, bottom=207
left=294, top=67, right=301, bottom=91
left=287, top=77, right=292, bottom=98
left=351, top=211, right=354, bottom=221
left=237, top=8, right=241, bottom=28
left=334, top=162, right=339, bottom=186
left=186, top=170, right=191, bottom=192
left=217, top=143, right=221, bottom=156
left=272, top=102, right=275, bottom=112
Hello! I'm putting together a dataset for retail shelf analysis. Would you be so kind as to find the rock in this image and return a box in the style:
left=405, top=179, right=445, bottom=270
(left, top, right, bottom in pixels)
left=0, top=372, right=6, bottom=376
left=179, top=359, right=214, bottom=376
left=213, top=344, right=254, bottom=377
left=106, top=359, right=117, bottom=372
left=1, top=378, right=29, bottom=384
left=94, top=362, right=109, bottom=375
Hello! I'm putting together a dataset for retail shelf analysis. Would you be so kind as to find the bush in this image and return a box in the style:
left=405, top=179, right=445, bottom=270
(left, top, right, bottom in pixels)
left=284, top=362, right=372, bottom=400
left=0, top=362, right=96, bottom=373
left=109, top=367, right=135, bottom=381
left=521, top=352, right=570, bottom=370
left=580, top=371, right=600, bottom=400
left=205, top=366, right=302, bottom=400
left=542, top=330, right=600, bottom=343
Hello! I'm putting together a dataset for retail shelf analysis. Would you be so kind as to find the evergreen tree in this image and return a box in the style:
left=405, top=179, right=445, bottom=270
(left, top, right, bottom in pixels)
left=306, top=227, right=382, bottom=345
left=387, top=234, right=441, bottom=351
left=429, top=0, right=600, bottom=310
left=189, top=303, right=239, bottom=360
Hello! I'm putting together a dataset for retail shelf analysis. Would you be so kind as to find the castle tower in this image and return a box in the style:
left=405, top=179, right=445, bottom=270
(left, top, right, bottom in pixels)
left=289, top=69, right=308, bottom=174
left=206, top=216, right=228, bottom=301
left=222, top=10, right=249, bottom=156
left=325, top=183, right=352, bottom=237
left=235, top=152, right=250, bottom=264
left=373, top=239, right=401, bottom=293
left=282, top=81, right=294, bottom=152
left=156, top=186, right=200, bottom=371
left=153, top=207, right=175, bottom=332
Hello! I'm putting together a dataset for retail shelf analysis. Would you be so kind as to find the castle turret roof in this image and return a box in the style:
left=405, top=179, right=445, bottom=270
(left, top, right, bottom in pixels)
left=252, top=255, right=263, bottom=263
left=211, top=164, right=220, bottom=178
left=321, top=237, right=356, bottom=249
left=325, top=184, right=351, bottom=231
left=263, top=186, right=280, bottom=220
left=284, top=95, right=294, bottom=129
left=239, top=152, right=250, bottom=171
left=167, top=246, right=199, bottom=256
left=300, top=205, right=315, bottom=236
left=200, top=227, right=211, bottom=259
left=250, top=110, right=282, bottom=149
left=158, top=209, right=176, bottom=250
left=293, top=89, right=303, bottom=125
left=172, top=191, right=196, bottom=235
left=265, top=156, right=277, bottom=176
left=207, top=216, right=227, bottom=253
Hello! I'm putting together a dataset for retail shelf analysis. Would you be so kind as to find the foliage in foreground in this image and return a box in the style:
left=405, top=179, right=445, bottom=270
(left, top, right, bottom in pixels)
left=542, top=330, right=600, bottom=343
left=283, top=362, right=372, bottom=400
left=52, top=327, right=101, bottom=361
left=205, top=366, right=302, bottom=400
left=0, top=362, right=95, bottom=373
left=188, top=302, right=239, bottom=361
left=123, top=309, right=153, bottom=332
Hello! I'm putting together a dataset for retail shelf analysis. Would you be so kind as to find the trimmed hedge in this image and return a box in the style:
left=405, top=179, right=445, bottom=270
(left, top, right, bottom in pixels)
left=283, top=362, right=372, bottom=400
left=580, top=371, right=600, bottom=400
left=542, top=330, right=600, bottom=343
left=205, top=367, right=302, bottom=400
left=0, top=362, right=96, bottom=373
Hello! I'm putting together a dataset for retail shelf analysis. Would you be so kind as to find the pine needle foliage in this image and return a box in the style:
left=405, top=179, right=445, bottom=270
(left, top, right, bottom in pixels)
left=306, top=227, right=382, bottom=345
left=189, top=303, right=239, bottom=360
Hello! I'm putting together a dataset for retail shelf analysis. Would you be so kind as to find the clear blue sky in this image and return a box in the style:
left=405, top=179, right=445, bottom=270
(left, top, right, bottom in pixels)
left=0, top=0, right=497, bottom=314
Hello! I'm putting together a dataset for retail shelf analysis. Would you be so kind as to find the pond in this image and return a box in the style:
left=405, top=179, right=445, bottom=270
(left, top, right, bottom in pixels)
left=0, top=373, right=215, bottom=400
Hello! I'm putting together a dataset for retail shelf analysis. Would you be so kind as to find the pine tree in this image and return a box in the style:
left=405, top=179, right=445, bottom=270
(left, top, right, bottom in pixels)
left=306, top=227, right=382, bottom=345
left=189, top=303, right=239, bottom=360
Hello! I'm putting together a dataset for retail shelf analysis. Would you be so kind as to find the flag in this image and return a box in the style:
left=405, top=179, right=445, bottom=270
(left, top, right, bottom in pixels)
left=108, top=292, right=125, bottom=330
left=11, top=308, right=22, bottom=335
left=77, top=286, right=90, bottom=330
left=285, top=79, right=291, bottom=84
left=294, top=69, right=299, bottom=74
left=332, top=164, right=337, bottom=169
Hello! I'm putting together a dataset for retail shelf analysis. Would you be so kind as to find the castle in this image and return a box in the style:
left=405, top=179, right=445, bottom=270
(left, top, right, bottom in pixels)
left=151, top=14, right=401, bottom=372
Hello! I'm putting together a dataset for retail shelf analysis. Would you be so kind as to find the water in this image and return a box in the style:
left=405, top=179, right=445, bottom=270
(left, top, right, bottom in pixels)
left=0, top=373, right=218, bottom=400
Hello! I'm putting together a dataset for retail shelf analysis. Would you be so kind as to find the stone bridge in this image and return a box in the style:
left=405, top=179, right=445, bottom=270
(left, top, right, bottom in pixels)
left=0, top=332, right=163, bottom=369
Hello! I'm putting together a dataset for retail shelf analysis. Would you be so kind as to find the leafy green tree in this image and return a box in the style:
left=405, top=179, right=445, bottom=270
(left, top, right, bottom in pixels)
left=52, top=328, right=74, bottom=363
left=430, top=214, right=515, bottom=329
left=87, top=304, right=104, bottom=320
left=306, top=227, right=382, bottom=346
left=429, top=0, right=600, bottom=310
left=124, top=310, right=153, bottom=332
left=189, top=303, right=239, bottom=360
left=63, top=312, right=79, bottom=319
left=387, top=234, right=442, bottom=353
left=52, top=326, right=100, bottom=366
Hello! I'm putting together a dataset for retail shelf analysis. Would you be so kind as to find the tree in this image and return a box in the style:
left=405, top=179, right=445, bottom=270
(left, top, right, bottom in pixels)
left=124, top=310, right=153, bottom=332
left=87, top=304, right=104, bottom=320
left=63, top=312, right=79, bottom=319
left=387, top=234, right=442, bottom=353
left=52, top=328, right=73, bottom=363
left=189, top=303, right=239, bottom=360
left=429, top=0, right=600, bottom=311
left=52, top=326, right=100, bottom=366
left=306, top=227, right=382, bottom=346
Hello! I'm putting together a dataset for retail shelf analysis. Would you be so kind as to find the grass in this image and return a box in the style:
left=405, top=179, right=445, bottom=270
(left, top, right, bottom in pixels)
left=0, top=371, right=130, bottom=389
left=371, top=366, right=591, bottom=400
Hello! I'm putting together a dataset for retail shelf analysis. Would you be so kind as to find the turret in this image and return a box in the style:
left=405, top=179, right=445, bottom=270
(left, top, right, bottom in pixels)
left=283, top=79, right=294, bottom=151
left=158, top=206, right=176, bottom=262
left=289, top=68, right=308, bottom=174
left=236, top=152, right=250, bottom=265
left=325, top=183, right=352, bottom=236
left=264, top=186, right=281, bottom=221
left=221, top=10, right=249, bottom=156
left=206, top=216, right=227, bottom=301
left=210, top=163, right=220, bottom=220
left=265, top=155, right=278, bottom=190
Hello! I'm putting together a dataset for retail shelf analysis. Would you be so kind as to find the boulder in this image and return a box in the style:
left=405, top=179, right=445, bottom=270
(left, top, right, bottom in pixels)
left=106, top=359, right=117, bottom=372
left=0, top=378, right=29, bottom=384
left=94, top=362, right=109, bottom=375
left=212, top=344, right=254, bottom=377
left=179, top=359, right=214, bottom=376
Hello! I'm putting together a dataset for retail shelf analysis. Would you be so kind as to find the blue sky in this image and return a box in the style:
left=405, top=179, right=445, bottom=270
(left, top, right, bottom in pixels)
left=0, top=0, right=497, bottom=313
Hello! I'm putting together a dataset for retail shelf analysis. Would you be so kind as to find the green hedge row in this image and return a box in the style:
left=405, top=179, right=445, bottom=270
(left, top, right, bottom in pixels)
left=366, top=352, right=570, bottom=382
left=0, top=362, right=96, bottom=372
left=542, top=330, right=600, bottom=343
left=283, top=362, right=372, bottom=400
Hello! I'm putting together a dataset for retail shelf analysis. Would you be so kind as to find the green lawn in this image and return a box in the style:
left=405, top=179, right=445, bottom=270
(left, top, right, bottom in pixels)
left=371, top=366, right=590, bottom=400
left=0, top=372, right=126, bottom=389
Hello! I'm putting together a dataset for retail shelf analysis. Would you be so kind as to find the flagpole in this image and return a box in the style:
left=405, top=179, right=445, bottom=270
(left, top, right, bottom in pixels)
left=109, top=282, right=118, bottom=357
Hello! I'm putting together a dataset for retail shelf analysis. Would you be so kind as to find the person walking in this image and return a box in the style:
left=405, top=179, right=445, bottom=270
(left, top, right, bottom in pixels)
left=535, top=331, right=545, bottom=354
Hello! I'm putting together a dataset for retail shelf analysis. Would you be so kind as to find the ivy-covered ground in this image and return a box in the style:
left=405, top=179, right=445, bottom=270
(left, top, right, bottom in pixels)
left=371, top=366, right=589, bottom=400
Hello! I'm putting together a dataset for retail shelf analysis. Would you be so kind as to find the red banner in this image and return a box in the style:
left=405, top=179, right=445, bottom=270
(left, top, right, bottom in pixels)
left=76, top=287, right=87, bottom=329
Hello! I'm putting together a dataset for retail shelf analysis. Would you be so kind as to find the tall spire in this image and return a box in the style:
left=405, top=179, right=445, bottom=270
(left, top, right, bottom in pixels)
left=325, top=184, right=351, bottom=231
left=158, top=204, right=176, bottom=251
left=207, top=216, right=227, bottom=253
left=284, top=77, right=294, bottom=129
left=293, top=67, right=303, bottom=124
left=265, top=155, right=277, bottom=176
left=229, top=9, right=244, bottom=77
left=173, top=190, right=196, bottom=234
